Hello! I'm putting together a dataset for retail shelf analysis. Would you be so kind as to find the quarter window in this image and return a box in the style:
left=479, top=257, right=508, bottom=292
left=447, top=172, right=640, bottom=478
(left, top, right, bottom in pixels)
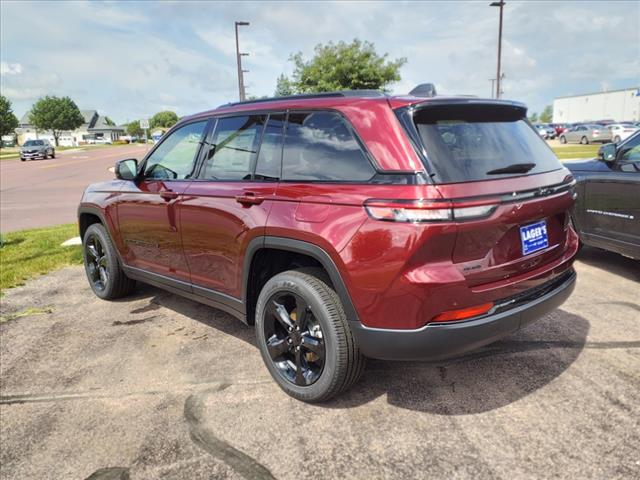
left=143, top=121, right=207, bottom=180
left=200, top=115, right=266, bottom=181
left=282, top=112, right=374, bottom=182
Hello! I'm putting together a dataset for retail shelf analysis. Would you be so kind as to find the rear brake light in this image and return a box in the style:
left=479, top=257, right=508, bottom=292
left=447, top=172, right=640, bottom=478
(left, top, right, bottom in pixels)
left=364, top=199, right=496, bottom=223
left=431, top=302, right=494, bottom=322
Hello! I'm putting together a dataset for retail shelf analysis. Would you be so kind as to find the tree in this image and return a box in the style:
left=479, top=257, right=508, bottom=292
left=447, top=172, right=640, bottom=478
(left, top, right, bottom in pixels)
left=539, top=105, right=553, bottom=123
left=126, top=120, right=143, bottom=138
left=104, top=116, right=115, bottom=126
left=528, top=112, right=539, bottom=123
left=274, top=74, right=294, bottom=97
left=0, top=95, right=19, bottom=139
left=149, top=111, right=178, bottom=129
left=286, top=39, right=406, bottom=93
left=29, top=96, right=84, bottom=146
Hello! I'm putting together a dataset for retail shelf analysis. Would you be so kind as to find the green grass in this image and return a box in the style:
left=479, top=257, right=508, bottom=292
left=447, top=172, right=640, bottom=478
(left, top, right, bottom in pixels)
left=550, top=144, right=600, bottom=160
left=0, top=224, right=82, bottom=293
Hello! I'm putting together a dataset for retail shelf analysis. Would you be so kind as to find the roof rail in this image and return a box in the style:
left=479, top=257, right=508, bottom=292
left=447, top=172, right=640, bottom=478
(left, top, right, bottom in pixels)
left=218, top=89, right=386, bottom=108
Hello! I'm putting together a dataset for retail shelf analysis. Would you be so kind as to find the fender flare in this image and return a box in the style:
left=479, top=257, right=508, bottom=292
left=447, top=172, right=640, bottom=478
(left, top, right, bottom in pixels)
left=243, top=236, right=361, bottom=325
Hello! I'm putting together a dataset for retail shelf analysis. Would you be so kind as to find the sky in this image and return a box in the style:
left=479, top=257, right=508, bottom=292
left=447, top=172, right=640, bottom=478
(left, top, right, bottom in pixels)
left=1, top=0, right=639, bottom=124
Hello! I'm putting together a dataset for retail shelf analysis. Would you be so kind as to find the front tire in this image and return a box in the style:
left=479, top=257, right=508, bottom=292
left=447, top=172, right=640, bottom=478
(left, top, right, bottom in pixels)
left=559, top=135, right=567, bottom=144
left=614, top=136, right=621, bottom=143
left=83, top=223, right=136, bottom=300
left=255, top=268, right=365, bottom=402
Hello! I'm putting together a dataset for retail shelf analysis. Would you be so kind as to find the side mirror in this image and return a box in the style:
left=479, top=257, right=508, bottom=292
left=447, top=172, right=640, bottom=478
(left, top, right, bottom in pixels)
left=598, top=143, right=616, bottom=163
left=115, top=158, right=138, bottom=180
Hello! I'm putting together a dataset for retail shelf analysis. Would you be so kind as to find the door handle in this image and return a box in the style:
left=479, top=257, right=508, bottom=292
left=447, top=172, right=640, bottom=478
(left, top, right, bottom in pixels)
left=160, top=191, right=179, bottom=201
left=235, top=193, right=264, bottom=206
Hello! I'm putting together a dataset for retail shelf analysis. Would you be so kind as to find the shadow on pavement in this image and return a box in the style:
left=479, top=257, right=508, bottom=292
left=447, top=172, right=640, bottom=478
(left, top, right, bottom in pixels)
left=577, top=245, right=640, bottom=282
left=126, top=282, right=595, bottom=415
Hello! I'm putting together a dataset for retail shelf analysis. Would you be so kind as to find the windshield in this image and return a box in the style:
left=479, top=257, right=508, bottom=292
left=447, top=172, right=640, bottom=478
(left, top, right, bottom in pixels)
left=24, top=140, right=44, bottom=146
left=412, top=103, right=562, bottom=183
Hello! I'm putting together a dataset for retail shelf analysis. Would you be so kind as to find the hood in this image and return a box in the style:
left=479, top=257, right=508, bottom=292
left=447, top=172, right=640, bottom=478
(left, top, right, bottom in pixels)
left=563, top=158, right=611, bottom=172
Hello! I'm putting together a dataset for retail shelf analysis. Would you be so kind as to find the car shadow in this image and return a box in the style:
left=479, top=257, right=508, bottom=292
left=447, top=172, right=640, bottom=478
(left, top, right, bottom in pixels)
left=322, top=309, right=591, bottom=414
left=123, top=284, right=595, bottom=415
left=577, top=245, right=640, bottom=282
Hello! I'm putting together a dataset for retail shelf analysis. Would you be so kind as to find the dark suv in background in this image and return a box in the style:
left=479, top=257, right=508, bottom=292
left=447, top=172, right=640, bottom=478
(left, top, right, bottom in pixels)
left=78, top=85, right=579, bottom=401
left=565, top=130, right=640, bottom=259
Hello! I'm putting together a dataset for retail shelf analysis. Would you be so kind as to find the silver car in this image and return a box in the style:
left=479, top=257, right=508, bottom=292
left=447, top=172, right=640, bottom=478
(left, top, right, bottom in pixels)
left=559, top=124, right=612, bottom=144
left=20, top=139, right=56, bottom=161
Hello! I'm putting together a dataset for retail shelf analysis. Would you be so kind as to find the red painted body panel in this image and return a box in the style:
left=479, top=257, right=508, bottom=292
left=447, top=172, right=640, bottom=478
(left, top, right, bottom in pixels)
left=180, top=181, right=276, bottom=297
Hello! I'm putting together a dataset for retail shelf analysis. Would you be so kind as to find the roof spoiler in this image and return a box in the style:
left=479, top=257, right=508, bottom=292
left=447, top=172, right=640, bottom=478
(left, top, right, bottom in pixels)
left=409, top=83, right=437, bottom=97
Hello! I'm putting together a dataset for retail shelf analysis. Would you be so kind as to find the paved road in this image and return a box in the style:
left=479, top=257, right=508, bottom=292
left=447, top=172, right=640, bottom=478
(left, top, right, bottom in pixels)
left=1, top=247, right=638, bottom=479
left=0, top=144, right=147, bottom=232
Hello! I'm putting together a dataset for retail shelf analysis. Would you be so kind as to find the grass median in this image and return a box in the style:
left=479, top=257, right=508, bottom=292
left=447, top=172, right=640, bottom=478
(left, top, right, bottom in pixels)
left=550, top=144, right=600, bottom=160
left=0, top=224, right=82, bottom=293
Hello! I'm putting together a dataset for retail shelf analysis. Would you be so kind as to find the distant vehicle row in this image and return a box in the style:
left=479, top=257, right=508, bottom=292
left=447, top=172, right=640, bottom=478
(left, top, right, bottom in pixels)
left=534, top=121, right=639, bottom=144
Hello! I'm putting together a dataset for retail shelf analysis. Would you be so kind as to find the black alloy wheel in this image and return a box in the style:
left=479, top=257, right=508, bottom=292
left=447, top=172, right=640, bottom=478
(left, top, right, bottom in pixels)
left=262, top=291, right=326, bottom=386
left=85, top=233, right=109, bottom=292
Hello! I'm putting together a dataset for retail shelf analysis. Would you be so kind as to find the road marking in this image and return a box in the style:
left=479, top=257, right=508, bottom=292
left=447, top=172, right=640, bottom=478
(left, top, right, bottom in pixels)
left=38, top=148, right=142, bottom=169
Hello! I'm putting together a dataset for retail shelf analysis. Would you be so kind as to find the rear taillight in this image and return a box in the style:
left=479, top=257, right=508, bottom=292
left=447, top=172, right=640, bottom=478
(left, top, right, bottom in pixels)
left=364, top=199, right=496, bottom=223
left=431, top=302, right=494, bottom=322
left=593, top=130, right=600, bottom=135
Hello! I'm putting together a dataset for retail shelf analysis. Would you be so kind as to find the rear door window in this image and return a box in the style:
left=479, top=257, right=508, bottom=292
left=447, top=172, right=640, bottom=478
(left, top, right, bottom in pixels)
left=254, top=113, right=285, bottom=181
left=282, top=111, right=375, bottom=182
left=413, top=104, right=562, bottom=183
left=200, top=115, right=266, bottom=181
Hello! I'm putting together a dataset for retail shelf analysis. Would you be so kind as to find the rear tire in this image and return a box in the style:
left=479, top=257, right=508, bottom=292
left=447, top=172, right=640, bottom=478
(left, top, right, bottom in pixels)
left=255, top=268, right=365, bottom=402
left=580, top=136, right=589, bottom=145
left=51, top=149, right=56, bottom=158
left=83, top=223, right=136, bottom=300
left=614, top=136, right=621, bottom=143
left=559, top=135, right=567, bottom=144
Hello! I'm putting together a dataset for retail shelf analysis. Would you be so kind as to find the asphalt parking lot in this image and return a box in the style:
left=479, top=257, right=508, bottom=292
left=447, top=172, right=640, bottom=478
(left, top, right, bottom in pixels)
left=1, top=247, right=639, bottom=480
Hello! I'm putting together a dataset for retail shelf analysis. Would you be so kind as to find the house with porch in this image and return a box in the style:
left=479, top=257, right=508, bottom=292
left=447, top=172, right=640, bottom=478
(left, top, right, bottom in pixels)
left=16, top=109, right=124, bottom=146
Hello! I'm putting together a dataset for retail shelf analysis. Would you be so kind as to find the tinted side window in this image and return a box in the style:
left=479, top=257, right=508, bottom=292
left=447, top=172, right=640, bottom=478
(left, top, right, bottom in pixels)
left=254, top=114, right=285, bottom=181
left=144, top=121, right=207, bottom=180
left=282, top=111, right=374, bottom=181
left=200, top=115, right=265, bottom=181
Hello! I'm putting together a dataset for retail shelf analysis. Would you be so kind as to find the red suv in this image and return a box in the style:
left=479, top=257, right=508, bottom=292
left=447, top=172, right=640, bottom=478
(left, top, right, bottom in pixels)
left=79, top=86, right=579, bottom=402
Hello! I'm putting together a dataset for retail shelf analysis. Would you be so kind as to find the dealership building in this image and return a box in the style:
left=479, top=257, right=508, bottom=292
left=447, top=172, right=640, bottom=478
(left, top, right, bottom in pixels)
left=552, top=87, right=640, bottom=123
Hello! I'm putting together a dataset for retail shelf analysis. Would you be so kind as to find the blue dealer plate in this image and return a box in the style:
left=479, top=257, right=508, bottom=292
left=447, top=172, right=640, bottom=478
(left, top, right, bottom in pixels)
left=520, top=220, right=549, bottom=256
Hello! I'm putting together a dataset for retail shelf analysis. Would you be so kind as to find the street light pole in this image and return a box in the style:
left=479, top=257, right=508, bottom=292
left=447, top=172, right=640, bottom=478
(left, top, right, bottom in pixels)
left=234, top=21, right=250, bottom=101
left=490, top=1, right=505, bottom=99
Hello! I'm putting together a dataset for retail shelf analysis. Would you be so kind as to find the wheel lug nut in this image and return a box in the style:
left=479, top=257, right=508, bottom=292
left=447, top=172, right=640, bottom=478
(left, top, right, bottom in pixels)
left=287, top=338, right=292, bottom=344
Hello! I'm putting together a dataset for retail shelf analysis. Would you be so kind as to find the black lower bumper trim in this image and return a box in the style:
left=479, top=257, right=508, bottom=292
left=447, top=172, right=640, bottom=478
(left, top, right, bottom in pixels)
left=350, top=269, right=576, bottom=361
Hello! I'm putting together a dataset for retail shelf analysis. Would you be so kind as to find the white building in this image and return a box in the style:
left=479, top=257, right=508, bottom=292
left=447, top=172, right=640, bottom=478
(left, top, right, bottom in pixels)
left=553, top=87, right=640, bottom=124
left=16, top=110, right=124, bottom=146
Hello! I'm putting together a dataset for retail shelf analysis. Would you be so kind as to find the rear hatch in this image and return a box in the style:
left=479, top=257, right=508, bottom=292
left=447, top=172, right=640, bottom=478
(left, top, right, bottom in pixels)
left=409, top=101, right=575, bottom=287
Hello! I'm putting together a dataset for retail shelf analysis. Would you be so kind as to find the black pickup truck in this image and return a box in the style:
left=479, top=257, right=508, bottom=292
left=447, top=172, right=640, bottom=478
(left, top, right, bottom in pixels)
left=564, top=130, right=640, bottom=260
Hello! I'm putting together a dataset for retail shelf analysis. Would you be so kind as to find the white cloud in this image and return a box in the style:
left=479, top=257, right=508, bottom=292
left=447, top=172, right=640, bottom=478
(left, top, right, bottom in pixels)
left=0, top=62, right=23, bottom=76
left=1, top=0, right=638, bottom=120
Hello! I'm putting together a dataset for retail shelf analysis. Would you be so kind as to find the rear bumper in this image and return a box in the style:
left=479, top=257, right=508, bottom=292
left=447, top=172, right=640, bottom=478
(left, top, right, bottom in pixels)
left=350, top=269, right=576, bottom=361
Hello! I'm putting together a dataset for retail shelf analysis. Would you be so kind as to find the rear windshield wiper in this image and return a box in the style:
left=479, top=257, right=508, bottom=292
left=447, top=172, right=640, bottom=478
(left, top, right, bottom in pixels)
left=486, top=163, right=536, bottom=175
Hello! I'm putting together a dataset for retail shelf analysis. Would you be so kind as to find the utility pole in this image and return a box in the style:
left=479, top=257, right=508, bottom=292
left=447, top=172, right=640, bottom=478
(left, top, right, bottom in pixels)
left=490, top=1, right=505, bottom=99
left=489, top=78, right=496, bottom=99
left=234, top=21, right=250, bottom=101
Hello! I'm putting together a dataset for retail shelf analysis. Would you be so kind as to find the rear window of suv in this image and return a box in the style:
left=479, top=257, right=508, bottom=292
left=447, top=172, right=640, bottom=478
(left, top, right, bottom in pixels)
left=413, top=104, right=562, bottom=183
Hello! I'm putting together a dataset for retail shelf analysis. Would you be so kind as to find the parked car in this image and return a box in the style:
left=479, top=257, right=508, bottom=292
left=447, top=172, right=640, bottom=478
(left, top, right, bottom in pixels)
left=559, top=124, right=613, bottom=144
left=565, top=131, right=640, bottom=259
left=534, top=124, right=548, bottom=138
left=542, top=124, right=556, bottom=139
left=78, top=87, right=579, bottom=401
left=552, top=123, right=568, bottom=136
left=608, top=123, right=639, bottom=143
left=87, top=137, right=112, bottom=145
left=20, top=139, right=55, bottom=161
